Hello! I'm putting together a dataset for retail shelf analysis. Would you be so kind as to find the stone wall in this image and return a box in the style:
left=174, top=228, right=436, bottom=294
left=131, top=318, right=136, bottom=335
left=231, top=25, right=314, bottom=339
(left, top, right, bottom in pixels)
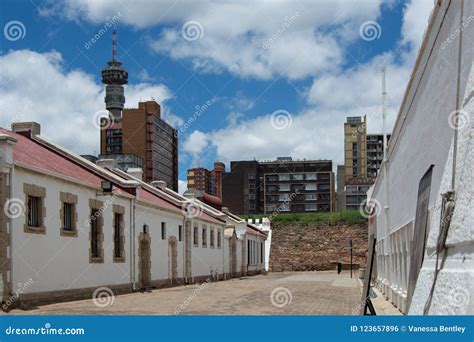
left=269, top=222, right=367, bottom=272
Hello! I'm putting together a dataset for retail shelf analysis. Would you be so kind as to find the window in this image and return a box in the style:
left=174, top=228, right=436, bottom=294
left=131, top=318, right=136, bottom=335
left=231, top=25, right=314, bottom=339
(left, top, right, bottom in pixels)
left=89, top=199, right=104, bottom=263
left=27, top=196, right=41, bottom=227
left=278, top=174, right=290, bottom=181
left=193, top=225, right=199, bottom=246
left=260, top=242, right=264, bottom=264
left=23, top=183, right=46, bottom=234
left=305, top=183, right=317, bottom=191
left=90, top=209, right=100, bottom=258
left=210, top=229, right=215, bottom=248
left=60, top=192, right=78, bottom=237
left=178, top=225, right=183, bottom=242
left=217, top=230, right=221, bottom=248
left=306, top=194, right=317, bottom=200
left=114, top=213, right=124, bottom=260
left=306, top=204, right=317, bottom=211
left=292, top=174, right=304, bottom=180
left=306, top=173, right=317, bottom=180
left=279, top=184, right=290, bottom=191
left=62, top=203, right=73, bottom=230
left=161, top=222, right=166, bottom=240
left=202, top=226, right=207, bottom=247
left=247, top=240, right=251, bottom=265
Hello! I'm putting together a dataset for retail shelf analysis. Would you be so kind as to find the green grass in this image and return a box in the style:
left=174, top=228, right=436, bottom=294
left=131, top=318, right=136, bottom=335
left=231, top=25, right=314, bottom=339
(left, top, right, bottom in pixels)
left=241, top=210, right=366, bottom=225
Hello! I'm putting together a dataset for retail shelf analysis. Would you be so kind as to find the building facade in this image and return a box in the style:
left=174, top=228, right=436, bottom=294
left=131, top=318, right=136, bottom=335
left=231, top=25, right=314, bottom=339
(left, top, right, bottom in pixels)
left=100, top=101, right=178, bottom=191
left=222, top=158, right=334, bottom=215
left=187, top=162, right=225, bottom=198
left=342, top=117, right=390, bottom=211
left=0, top=122, right=268, bottom=309
left=370, top=0, right=473, bottom=315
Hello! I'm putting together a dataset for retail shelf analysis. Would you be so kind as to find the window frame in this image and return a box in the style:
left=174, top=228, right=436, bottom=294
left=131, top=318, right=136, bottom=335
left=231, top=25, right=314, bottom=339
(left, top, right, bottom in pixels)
left=60, top=192, right=78, bottom=237
left=89, top=199, right=104, bottom=263
left=113, top=204, right=125, bottom=263
left=23, top=184, right=46, bottom=234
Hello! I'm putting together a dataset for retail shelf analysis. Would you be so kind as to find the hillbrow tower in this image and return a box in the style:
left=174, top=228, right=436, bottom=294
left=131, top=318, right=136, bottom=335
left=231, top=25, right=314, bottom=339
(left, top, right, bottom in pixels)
left=101, top=29, right=128, bottom=120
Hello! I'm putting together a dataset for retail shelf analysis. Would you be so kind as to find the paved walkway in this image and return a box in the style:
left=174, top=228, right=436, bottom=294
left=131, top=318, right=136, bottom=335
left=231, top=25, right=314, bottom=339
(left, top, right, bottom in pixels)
left=7, top=271, right=363, bottom=315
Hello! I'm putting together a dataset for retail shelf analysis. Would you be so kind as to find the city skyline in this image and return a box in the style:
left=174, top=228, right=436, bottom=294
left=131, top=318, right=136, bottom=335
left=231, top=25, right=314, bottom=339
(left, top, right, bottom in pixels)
left=0, top=0, right=434, bottom=194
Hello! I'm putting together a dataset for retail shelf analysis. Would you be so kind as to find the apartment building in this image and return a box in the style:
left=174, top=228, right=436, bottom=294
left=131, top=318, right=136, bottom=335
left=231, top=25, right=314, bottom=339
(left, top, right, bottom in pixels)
left=222, top=158, right=334, bottom=215
left=342, top=116, right=390, bottom=211
left=187, top=162, right=225, bottom=198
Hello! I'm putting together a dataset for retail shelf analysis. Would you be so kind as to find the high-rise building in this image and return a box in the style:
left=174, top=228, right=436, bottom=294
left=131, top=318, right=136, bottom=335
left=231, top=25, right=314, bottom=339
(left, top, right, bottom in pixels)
left=187, top=162, right=225, bottom=198
left=222, top=158, right=334, bottom=215
left=341, top=116, right=390, bottom=211
left=98, top=32, right=178, bottom=191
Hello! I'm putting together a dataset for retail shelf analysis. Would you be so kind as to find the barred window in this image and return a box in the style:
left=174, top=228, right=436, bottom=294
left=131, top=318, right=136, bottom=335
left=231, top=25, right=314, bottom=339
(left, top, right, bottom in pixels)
left=27, top=196, right=41, bottom=227
left=161, top=222, right=166, bottom=240
left=210, top=229, right=215, bottom=248
left=90, top=209, right=100, bottom=258
left=63, top=202, right=74, bottom=231
left=202, top=226, right=207, bottom=247
left=217, top=230, right=221, bottom=248
left=193, top=225, right=199, bottom=246
left=114, top=213, right=123, bottom=258
left=178, top=225, right=183, bottom=241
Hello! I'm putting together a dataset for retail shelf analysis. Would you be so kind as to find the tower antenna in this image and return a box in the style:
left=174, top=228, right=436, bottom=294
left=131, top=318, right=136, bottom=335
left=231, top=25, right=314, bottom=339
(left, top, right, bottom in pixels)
left=112, top=27, right=117, bottom=61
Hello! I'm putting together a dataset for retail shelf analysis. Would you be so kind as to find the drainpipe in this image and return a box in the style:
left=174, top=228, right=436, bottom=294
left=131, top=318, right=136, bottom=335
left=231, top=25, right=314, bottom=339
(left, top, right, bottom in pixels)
left=130, top=197, right=136, bottom=291
left=182, top=217, right=187, bottom=283
left=7, top=166, right=14, bottom=300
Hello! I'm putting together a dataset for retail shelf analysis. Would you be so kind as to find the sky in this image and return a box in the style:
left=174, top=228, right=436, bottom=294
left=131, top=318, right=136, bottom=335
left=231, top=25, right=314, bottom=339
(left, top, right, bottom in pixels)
left=0, top=0, right=435, bottom=193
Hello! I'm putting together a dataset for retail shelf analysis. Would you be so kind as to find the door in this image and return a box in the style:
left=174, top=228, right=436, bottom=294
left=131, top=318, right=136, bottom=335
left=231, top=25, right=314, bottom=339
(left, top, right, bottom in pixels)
left=139, top=234, right=151, bottom=288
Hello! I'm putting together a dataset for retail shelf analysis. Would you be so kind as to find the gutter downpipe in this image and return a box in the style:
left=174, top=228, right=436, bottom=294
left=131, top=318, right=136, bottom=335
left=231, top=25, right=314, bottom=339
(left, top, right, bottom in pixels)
left=130, top=197, right=136, bottom=291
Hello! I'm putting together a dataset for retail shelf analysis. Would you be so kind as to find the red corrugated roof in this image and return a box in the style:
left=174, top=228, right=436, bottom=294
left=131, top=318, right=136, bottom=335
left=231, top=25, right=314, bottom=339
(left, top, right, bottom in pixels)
left=137, top=188, right=182, bottom=213
left=1, top=128, right=104, bottom=187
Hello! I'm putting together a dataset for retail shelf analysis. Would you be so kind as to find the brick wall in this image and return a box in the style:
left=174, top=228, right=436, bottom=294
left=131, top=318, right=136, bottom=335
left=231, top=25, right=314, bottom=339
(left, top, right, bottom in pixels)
left=269, top=222, right=368, bottom=271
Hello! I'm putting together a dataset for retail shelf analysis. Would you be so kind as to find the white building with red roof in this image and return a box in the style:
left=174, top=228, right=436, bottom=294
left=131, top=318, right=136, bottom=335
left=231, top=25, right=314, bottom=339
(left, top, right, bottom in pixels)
left=0, top=122, right=269, bottom=309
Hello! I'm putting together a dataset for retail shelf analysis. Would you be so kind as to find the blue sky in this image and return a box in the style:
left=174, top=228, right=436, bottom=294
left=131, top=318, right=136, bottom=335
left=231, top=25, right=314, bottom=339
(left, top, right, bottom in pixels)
left=0, top=0, right=434, bottom=192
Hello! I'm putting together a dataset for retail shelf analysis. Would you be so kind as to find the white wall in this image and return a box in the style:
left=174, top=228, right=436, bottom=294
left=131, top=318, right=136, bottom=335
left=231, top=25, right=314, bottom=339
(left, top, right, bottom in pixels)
left=371, top=0, right=473, bottom=314
left=11, top=168, right=132, bottom=294
left=134, top=203, right=185, bottom=281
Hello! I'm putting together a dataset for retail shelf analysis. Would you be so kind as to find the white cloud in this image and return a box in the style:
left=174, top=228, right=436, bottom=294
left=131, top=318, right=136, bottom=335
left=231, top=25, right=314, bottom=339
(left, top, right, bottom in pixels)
left=401, top=0, right=434, bottom=49
left=182, top=130, right=210, bottom=158
left=0, top=50, right=175, bottom=155
left=178, top=179, right=187, bottom=194
left=46, top=0, right=383, bottom=80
